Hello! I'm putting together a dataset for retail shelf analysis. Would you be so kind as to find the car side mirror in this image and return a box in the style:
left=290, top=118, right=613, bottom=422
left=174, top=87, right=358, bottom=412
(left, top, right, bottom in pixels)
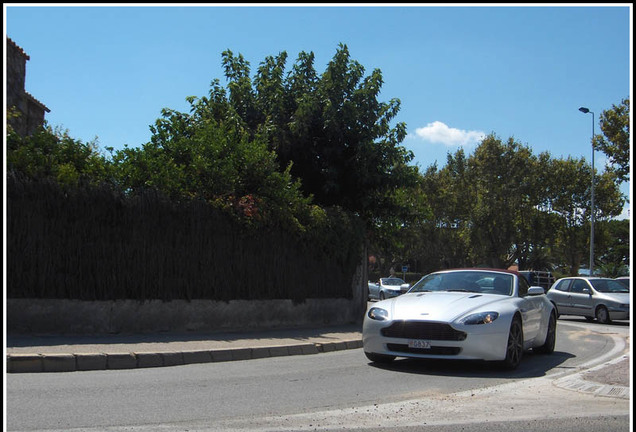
left=528, top=286, right=545, bottom=296
left=582, top=287, right=591, bottom=295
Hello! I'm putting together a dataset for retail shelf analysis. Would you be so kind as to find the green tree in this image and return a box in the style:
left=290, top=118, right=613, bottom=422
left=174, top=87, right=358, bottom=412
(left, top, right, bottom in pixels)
left=544, top=156, right=624, bottom=275
left=414, top=152, right=473, bottom=271
left=215, top=44, right=420, bottom=226
left=366, top=183, right=431, bottom=276
left=7, top=124, right=111, bottom=185
left=594, top=219, right=630, bottom=277
left=514, top=151, right=562, bottom=272
left=594, top=98, right=630, bottom=183
left=464, top=134, right=547, bottom=269
left=111, top=112, right=316, bottom=231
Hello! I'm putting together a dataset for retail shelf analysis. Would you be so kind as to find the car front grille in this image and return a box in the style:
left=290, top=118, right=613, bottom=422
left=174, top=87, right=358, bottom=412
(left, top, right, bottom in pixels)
left=381, top=321, right=467, bottom=341
left=386, top=343, right=461, bottom=356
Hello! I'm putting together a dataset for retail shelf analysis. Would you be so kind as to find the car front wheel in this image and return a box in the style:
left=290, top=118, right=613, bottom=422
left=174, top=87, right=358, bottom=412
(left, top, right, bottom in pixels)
left=595, top=305, right=611, bottom=324
left=535, top=312, right=556, bottom=354
left=501, top=316, right=524, bottom=370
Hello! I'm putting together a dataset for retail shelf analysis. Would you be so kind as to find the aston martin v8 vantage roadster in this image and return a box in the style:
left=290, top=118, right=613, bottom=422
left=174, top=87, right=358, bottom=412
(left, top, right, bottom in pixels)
left=362, top=268, right=557, bottom=370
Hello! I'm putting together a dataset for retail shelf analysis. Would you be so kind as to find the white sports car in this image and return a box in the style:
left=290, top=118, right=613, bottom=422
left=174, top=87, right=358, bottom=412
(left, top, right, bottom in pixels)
left=363, top=268, right=557, bottom=370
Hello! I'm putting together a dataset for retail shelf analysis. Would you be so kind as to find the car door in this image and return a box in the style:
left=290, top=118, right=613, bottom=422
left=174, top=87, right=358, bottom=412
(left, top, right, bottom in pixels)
left=568, top=279, right=594, bottom=316
left=549, top=279, right=573, bottom=315
left=368, top=281, right=379, bottom=300
left=517, top=277, right=543, bottom=343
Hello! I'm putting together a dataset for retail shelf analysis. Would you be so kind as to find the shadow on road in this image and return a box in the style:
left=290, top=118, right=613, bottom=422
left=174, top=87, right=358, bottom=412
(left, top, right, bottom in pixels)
left=368, top=349, right=576, bottom=379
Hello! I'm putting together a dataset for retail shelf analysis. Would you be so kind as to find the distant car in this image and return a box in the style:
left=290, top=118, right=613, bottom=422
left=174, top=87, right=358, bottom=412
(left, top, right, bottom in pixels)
left=546, top=277, right=630, bottom=323
left=614, top=277, right=630, bottom=290
left=368, top=277, right=410, bottom=300
left=363, top=268, right=557, bottom=370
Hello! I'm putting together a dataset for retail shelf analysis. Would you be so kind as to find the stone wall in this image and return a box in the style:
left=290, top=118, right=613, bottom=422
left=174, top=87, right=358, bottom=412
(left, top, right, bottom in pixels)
left=7, top=298, right=365, bottom=335
left=7, top=254, right=369, bottom=335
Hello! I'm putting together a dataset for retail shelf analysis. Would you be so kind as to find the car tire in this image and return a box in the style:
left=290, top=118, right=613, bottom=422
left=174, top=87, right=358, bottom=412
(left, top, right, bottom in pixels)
left=595, top=305, right=611, bottom=324
left=500, top=316, right=524, bottom=370
left=379, top=291, right=386, bottom=300
left=535, top=312, right=556, bottom=354
left=364, top=352, right=395, bottom=364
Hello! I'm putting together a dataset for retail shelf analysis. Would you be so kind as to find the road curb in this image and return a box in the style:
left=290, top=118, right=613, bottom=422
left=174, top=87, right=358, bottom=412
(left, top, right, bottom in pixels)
left=6, top=339, right=364, bottom=373
left=552, top=353, right=631, bottom=400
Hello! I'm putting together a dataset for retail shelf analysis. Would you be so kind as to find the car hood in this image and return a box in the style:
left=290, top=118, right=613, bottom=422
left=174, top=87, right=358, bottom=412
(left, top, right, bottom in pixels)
left=598, top=292, right=630, bottom=303
left=387, top=291, right=506, bottom=322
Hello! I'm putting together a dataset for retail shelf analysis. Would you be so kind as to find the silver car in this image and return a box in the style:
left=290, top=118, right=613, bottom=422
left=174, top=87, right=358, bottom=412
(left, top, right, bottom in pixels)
left=546, top=277, right=630, bottom=323
left=615, top=277, right=630, bottom=290
left=363, top=269, right=557, bottom=370
left=368, top=277, right=410, bottom=300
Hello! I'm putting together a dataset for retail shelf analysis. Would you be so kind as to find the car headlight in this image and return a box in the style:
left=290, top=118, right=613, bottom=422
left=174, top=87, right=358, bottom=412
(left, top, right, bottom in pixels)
left=368, top=307, right=389, bottom=321
left=459, top=311, right=499, bottom=325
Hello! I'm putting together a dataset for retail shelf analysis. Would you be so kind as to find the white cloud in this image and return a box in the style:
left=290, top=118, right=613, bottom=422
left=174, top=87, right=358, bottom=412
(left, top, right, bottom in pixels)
left=413, top=121, right=486, bottom=147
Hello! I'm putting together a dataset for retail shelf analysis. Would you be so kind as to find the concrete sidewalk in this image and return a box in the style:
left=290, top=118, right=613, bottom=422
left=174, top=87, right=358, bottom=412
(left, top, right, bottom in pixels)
left=5, top=323, right=630, bottom=400
left=6, top=324, right=364, bottom=373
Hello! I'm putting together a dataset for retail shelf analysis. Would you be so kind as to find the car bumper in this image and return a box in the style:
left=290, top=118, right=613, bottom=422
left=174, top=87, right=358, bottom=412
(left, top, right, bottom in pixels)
left=362, top=318, right=510, bottom=361
left=609, top=308, right=630, bottom=320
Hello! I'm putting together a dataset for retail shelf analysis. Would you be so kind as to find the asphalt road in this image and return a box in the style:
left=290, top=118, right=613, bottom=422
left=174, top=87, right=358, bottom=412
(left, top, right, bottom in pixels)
left=5, top=320, right=630, bottom=431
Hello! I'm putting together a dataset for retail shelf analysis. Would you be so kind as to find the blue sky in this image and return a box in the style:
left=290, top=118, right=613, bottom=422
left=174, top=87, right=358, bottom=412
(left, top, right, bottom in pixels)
left=4, top=4, right=632, bottom=218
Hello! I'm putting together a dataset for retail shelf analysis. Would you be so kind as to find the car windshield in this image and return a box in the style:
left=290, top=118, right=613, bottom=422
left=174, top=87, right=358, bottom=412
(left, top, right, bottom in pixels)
left=615, top=278, right=630, bottom=289
left=590, top=279, right=629, bottom=293
left=409, top=271, right=513, bottom=295
left=381, top=278, right=405, bottom=286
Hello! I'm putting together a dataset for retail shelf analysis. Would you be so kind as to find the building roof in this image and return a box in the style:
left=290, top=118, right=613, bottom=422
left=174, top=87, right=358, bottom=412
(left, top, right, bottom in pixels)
left=7, top=37, right=50, bottom=112
left=7, top=37, right=30, bottom=60
left=25, top=91, right=50, bottom=112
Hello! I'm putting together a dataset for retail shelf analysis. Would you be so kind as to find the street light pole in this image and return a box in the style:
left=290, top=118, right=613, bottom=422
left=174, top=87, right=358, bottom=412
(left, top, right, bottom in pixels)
left=579, top=107, right=595, bottom=276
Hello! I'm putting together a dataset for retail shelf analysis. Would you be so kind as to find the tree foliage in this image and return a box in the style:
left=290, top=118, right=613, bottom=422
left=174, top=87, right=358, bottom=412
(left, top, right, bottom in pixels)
left=6, top=51, right=629, bottom=281
left=383, top=133, right=627, bottom=276
left=109, top=44, right=421, bottom=235
left=209, top=44, right=420, bottom=225
left=595, top=219, right=630, bottom=276
left=111, top=110, right=317, bottom=231
left=6, top=125, right=111, bottom=186
left=594, top=97, right=630, bottom=183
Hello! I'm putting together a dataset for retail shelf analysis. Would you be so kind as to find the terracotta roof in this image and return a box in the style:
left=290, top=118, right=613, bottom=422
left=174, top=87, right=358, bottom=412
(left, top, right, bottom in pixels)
left=7, top=37, right=49, bottom=112
left=25, top=91, right=50, bottom=112
left=7, top=37, right=30, bottom=60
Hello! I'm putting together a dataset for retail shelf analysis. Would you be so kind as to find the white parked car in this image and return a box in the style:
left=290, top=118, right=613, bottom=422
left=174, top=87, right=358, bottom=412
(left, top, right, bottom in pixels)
left=363, top=268, right=557, bottom=370
left=368, top=277, right=410, bottom=300
left=546, top=277, right=630, bottom=323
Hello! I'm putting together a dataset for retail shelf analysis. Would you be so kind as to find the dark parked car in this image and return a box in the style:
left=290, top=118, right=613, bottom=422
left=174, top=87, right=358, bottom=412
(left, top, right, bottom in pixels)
left=546, top=277, right=630, bottom=323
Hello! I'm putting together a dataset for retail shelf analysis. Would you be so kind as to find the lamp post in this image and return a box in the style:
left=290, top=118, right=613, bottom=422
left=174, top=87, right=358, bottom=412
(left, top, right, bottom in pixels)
left=578, top=107, right=595, bottom=276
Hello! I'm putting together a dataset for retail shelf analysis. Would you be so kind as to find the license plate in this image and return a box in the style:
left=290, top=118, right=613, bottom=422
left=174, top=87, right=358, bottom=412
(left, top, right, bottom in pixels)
left=408, top=340, right=431, bottom=349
